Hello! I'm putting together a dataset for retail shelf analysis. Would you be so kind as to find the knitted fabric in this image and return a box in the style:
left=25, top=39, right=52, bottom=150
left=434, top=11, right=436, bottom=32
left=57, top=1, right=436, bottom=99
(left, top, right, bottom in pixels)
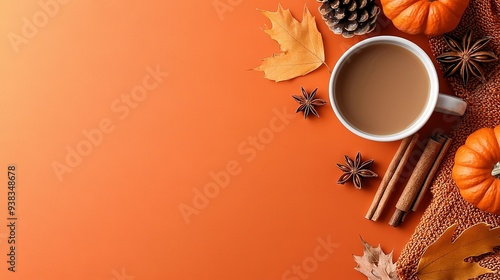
left=396, top=0, right=500, bottom=279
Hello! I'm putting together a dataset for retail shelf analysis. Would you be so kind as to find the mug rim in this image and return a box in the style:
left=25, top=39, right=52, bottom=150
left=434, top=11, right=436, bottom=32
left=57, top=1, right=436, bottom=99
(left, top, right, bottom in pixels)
left=329, top=35, right=439, bottom=142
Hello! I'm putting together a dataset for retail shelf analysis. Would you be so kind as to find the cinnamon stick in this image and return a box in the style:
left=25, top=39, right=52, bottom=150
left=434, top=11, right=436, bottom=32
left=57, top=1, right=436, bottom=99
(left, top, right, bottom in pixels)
left=389, top=136, right=444, bottom=227
left=365, top=135, right=413, bottom=220
left=411, top=136, right=452, bottom=212
left=370, top=133, right=419, bottom=221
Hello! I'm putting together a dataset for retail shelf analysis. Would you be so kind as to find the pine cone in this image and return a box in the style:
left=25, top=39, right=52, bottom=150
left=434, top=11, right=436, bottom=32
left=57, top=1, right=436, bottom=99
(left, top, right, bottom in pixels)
left=317, top=0, right=380, bottom=38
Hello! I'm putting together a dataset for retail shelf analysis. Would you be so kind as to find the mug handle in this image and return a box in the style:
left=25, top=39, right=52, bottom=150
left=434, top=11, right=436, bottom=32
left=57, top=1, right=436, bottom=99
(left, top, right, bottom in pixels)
left=435, top=93, right=467, bottom=116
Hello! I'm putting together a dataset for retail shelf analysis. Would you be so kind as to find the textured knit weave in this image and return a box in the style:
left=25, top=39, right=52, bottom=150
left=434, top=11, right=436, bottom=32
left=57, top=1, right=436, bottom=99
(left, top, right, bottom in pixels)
left=396, top=0, right=500, bottom=279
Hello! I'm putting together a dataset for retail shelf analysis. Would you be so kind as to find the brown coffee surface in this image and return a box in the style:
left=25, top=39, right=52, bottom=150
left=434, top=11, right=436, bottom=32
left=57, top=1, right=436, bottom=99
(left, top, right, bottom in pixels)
left=335, top=43, right=430, bottom=135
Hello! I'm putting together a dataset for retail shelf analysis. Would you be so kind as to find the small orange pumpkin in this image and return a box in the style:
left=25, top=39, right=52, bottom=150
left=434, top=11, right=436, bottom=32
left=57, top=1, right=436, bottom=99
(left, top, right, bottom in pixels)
left=380, top=0, right=470, bottom=36
left=452, top=126, right=500, bottom=214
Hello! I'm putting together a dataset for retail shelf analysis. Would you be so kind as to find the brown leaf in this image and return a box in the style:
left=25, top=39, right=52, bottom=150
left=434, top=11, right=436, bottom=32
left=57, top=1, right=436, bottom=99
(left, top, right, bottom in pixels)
left=253, top=4, right=327, bottom=82
left=354, top=237, right=399, bottom=280
left=372, top=251, right=398, bottom=280
left=416, top=223, right=500, bottom=280
left=354, top=254, right=380, bottom=280
left=360, top=237, right=383, bottom=264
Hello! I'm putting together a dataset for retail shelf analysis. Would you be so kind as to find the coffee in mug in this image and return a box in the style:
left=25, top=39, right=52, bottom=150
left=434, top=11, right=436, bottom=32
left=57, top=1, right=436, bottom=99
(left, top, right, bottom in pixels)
left=329, top=36, right=467, bottom=142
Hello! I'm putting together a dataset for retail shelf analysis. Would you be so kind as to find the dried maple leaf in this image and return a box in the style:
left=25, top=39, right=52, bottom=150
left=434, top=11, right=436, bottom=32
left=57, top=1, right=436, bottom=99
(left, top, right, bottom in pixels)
left=372, top=251, right=398, bottom=280
left=354, top=237, right=399, bottom=280
left=416, top=223, right=500, bottom=280
left=253, top=4, right=328, bottom=82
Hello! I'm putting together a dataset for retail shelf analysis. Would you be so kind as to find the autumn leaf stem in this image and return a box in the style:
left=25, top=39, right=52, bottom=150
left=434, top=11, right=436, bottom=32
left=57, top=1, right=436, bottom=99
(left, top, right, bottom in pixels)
left=323, top=61, right=332, bottom=74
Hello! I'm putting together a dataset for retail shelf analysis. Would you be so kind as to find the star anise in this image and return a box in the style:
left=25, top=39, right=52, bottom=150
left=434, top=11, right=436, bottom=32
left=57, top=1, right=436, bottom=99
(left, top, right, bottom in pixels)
left=292, top=87, right=327, bottom=119
left=337, top=152, right=378, bottom=189
left=436, top=30, right=498, bottom=86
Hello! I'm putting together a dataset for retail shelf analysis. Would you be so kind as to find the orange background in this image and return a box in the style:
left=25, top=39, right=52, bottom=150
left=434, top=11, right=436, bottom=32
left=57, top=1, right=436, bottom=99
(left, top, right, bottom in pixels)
left=0, top=1, right=458, bottom=279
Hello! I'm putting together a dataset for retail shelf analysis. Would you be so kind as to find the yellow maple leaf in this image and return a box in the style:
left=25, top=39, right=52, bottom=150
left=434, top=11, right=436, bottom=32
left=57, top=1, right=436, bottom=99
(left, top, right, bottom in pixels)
left=416, top=223, right=500, bottom=280
left=253, top=4, right=328, bottom=82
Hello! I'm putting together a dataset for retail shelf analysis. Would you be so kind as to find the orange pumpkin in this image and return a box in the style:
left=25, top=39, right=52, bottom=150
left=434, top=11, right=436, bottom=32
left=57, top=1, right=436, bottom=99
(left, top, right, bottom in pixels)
left=380, top=0, right=470, bottom=36
left=452, top=126, right=500, bottom=214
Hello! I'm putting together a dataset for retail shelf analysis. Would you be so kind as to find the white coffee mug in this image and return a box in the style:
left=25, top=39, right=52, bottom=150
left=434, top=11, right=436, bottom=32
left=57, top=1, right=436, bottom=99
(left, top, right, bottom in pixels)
left=329, top=36, right=467, bottom=142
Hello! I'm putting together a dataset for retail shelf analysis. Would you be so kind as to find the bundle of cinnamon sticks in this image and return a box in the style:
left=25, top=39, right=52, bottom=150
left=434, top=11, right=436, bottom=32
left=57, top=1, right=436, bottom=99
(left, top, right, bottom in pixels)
left=365, top=133, right=452, bottom=227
